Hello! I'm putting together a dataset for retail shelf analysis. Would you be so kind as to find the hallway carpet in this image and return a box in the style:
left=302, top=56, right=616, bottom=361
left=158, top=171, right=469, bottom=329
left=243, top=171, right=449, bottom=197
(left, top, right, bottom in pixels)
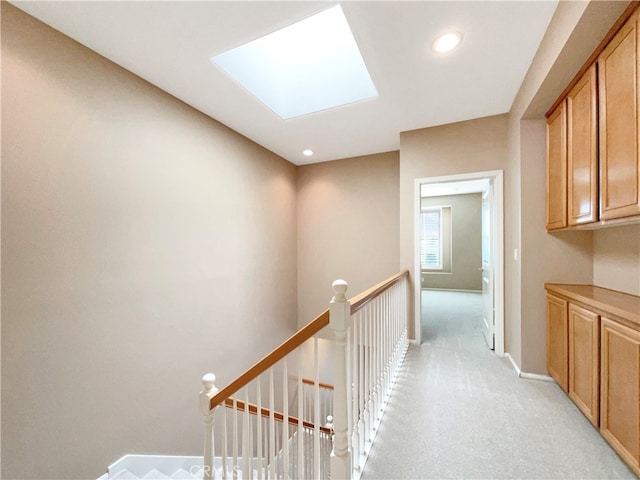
left=361, top=290, right=635, bottom=479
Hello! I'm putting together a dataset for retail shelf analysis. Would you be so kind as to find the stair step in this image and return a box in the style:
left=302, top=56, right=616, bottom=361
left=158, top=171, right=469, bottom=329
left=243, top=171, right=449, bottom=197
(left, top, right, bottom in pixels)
left=110, top=470, right=140, bottom=480
left=142, top=469, right=170, bottom=479
left=168, top=468, right=198, bottom=479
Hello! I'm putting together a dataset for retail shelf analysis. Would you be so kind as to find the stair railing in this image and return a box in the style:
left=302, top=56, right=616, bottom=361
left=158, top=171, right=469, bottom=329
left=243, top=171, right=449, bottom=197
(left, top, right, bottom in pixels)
left=200, top=270, right=409, bottom=479
left=330, top=270, right=410, bottom=479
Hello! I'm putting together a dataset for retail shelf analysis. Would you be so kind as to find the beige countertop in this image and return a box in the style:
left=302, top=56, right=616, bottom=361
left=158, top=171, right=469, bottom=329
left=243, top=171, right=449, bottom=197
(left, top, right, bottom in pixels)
left=545, top=283, right=640, bottom=328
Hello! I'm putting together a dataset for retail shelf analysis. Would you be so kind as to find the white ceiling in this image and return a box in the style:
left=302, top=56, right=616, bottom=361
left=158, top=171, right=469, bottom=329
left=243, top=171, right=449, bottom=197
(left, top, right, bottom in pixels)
left=10, top=1, right=558, bottom=165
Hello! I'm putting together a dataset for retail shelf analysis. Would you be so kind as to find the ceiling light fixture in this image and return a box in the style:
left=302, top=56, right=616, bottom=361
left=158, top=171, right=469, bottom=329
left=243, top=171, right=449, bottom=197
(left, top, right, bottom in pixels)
left=432, top=31, right=462, bottom=53
left=303, top=149, right=314, bottom=157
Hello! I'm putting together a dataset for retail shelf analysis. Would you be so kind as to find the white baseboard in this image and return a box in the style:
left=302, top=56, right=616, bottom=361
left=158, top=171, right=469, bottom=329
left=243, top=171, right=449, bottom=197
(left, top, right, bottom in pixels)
left=505, top=353, right=554, bottom=382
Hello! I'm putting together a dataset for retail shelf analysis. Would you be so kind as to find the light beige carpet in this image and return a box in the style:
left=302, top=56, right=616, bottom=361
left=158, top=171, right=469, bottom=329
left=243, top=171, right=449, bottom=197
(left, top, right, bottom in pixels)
left=361, top=290, right=635, bottom=480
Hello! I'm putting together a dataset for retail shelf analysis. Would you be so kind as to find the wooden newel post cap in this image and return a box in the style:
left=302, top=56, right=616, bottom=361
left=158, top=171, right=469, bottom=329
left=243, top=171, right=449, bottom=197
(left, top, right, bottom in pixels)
left=331, top=279, right=348, bottom=302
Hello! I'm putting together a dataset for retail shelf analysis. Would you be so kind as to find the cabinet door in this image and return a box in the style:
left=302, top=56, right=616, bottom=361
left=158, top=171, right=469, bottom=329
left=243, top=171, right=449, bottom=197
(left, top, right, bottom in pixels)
left=568, top=304, right=599, bottom=426
left=546, top=102, right=567, bottom=230
left=567, top=65, right=598, bottom=226
left=547, top=293, right=568, bottom=391
left=601, top=317, right=640, bottom=476
left=598, top=11, right=640, bottom=220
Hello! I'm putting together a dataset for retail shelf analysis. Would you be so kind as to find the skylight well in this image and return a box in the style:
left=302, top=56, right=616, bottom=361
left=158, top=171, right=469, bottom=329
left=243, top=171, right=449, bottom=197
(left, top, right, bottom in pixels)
left=211, top=5, right=378, bottom=120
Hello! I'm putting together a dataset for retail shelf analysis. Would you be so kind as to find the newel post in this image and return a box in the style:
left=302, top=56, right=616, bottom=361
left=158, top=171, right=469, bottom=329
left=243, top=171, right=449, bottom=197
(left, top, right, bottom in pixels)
left=330, top=279, right=352, bottom=479
left=200, top=373, right=218, bottom=480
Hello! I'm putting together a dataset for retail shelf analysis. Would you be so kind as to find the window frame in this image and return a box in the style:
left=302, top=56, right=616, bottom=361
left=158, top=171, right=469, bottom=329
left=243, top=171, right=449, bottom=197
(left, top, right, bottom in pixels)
left=420, top=207, right=444, bottom=271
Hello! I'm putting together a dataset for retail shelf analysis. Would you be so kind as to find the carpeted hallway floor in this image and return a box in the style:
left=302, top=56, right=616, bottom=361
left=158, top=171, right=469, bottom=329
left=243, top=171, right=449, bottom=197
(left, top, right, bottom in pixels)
left=360, top=290, right=635, bottom=480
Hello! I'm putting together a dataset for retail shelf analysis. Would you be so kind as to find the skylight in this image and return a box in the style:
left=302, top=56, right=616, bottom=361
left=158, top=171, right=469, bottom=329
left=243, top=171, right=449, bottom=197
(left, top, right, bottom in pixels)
left=211, top=5, right=378, bottom=120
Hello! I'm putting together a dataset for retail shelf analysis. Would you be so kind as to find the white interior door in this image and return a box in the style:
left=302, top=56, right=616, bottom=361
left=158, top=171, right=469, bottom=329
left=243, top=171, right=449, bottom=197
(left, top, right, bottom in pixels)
left=481, top=185, right=495, bottom=350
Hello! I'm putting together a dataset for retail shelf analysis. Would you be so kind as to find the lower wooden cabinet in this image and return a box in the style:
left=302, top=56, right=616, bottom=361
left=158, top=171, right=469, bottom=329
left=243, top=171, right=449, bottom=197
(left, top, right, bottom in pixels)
left=568, top=304, right=599, bottom=426
left=546, top=293, right=568, bottom=391
left=545, top=284, right=640, bottom=476
left=601, top=317, right=640, bottom=476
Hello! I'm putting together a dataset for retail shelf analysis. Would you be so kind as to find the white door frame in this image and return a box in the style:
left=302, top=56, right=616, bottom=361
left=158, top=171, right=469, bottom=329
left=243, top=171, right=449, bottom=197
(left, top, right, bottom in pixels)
left=414, top=170, right=504, bottom=357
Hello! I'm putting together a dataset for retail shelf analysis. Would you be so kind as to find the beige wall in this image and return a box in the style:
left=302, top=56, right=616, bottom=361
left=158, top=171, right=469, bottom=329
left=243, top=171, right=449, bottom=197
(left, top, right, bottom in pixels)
left=296, top=152, right=400, bottom=328
left=421, top=193, right=483, bottom=291
left=399, top=114, right=509, bottom=340
left=593, top=224, right=640, bottom=296
left=507, top=0, right=632, bottom=374
left=2, top=5, right=297, bottom=479
left=519, top=120, right=593, bottom=373
left=505, top=114, right=523, bottom=367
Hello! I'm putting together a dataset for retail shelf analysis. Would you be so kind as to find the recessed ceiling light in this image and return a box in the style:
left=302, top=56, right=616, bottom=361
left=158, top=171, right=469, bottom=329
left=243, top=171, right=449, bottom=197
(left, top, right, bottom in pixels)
left=211, top=5, right=378, bottom=120
left=303, top=149, right=314, bottom=157
left=432, top=32, right=462, bottom=53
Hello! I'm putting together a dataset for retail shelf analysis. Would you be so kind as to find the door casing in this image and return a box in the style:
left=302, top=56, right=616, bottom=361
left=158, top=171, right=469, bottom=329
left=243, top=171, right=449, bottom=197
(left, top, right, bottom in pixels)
left=413, top=170, right=504, bottom=357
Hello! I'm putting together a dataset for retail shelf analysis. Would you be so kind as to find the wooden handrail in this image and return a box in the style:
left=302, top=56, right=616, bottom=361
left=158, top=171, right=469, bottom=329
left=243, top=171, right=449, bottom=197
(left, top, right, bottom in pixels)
left=210, top=309, right=330, bottom=410
left=350, top=270, right=410, bottom=315
left=301, top=378, right=334, bottom=391
left=224, top=397, right=333, bottom=435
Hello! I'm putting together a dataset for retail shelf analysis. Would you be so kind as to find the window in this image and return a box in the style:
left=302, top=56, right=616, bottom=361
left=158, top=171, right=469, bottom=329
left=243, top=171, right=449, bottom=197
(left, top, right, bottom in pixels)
left=421, top=208, right=443, bottom=270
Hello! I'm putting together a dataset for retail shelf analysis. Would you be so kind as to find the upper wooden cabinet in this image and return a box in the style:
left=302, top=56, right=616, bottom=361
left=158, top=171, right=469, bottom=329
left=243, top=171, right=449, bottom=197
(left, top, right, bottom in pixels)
left=567, top=65, right=598, bottom=226
left=546, top=65, right=598, bottom=231
left=598, top=10, right=640, bottom=220
left=546, top=102, right=567, bottom=230
left=546, top=5, right=640, bottom=230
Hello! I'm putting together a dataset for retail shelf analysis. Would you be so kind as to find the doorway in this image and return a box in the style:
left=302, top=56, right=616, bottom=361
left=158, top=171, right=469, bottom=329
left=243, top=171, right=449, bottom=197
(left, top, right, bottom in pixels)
left=413, top=170, right=504, bottom=357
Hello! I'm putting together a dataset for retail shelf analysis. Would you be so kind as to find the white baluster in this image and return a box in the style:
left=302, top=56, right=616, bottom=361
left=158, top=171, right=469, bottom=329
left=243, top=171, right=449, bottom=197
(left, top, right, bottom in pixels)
left=222, top=403, right=228, bottom=480
left=378, top=292, right=386, bottom=416
left=313, top=337, right=320, bottom=480
left=373, top=302, right=378, bottom=426
left=346, top=323, right=353, bottom=464
left=200, top=374, right=218, bottom=480
left=243, top=389, right=250, bottom=480
left=367, top=305, right=374, bottom=446
left=351, top=313, right=360, bottom=470
left=269, top=367, right=276, bottom=479
left=256, top=379, right=263, bottom=480
left=382, top=293, right=388, bottom=405
left=297, top=351, right=304, bottom=480
left=282, top=358, right=289, bottom=480
left=329, top=279, right=352, bottom=480
left=358, top=310, right=365, bottom=463
left=232, top=398, right=238, bottom=478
